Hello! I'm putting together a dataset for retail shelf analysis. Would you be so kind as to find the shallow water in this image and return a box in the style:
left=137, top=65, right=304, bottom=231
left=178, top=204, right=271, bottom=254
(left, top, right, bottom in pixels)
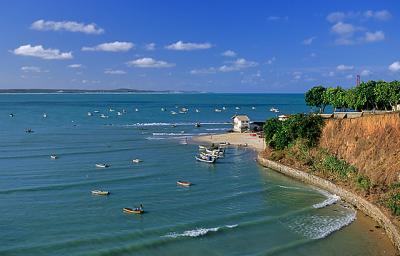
left=0, top=93, right=395, bottom=255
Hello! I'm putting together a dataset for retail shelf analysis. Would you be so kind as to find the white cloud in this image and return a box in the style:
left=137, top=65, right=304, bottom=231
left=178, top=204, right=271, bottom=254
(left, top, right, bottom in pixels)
left=31, top=19, right=104, bottom=34
left=21, top=66, right=48, bottom=72
left=346, top=74, right=354, bottom=79
left=190, top=67, right=217, bottom=75
left=219, top=58, right=258, bottom=72
left=310, top=53, right=317, bottom=58
left=82, top=41, right=134, bottom=52
left=68, top=64, right=83, bottom=68
left=293, top=71, right=302, bottom=80
left=360, top=69, right=372, bottom=76
left=337, top=64, right=354, bottom=71
left=165, top=41, right=212, bottom=51
left=331, top=22, right=355, bottom=35
left=327, top=10, right=391, bottom=23
left=144, top=43, right=155, bottom=51
left=302, top=36, right=316, bottom=45
left=222, top=50, right=236, bottom=57
left=13, top=44, right=72, bottom=60
left=327, top=12, right=347, bottom=23
left=363, top=10, right=391, bottom=21
left=364, top=31, right=384, bottom=42
left=334, top=38, right=355, bottom=45
left=267, top=16, right=288, bottom=21
left=328, top=71, right=335, bottom=77
left=389, top=61, right=400, bottom=72
left=126, top=57, right=175, bottom=68
left=104, top=69, right=126, bottom=75
left=266, top=57, right=276, bottom=65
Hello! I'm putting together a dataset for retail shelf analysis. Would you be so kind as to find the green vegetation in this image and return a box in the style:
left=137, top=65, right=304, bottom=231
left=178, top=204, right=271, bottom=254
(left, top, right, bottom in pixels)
left=263, top=114, right=324, bottom=150
left=305, top=80, right=400, bottom=112
left=386, top=192, right=400, bottom=216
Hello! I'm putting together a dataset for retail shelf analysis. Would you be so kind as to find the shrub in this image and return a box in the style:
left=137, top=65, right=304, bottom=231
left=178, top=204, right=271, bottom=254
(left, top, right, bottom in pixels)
left=386, top=192, right=400, bottom=216
left=321, top=155, right=356, bottom=179
left=356, top=175, right=372, bottom=191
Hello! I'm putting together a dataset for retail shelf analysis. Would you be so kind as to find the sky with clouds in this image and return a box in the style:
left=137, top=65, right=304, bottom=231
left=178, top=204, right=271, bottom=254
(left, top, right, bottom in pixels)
left=1, top=0, right=400, bottom=92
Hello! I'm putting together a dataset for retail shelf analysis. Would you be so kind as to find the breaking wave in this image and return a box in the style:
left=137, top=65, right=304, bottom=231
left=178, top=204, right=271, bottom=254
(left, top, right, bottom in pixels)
left=125, top=122, right=229, bottom=127
left=163, top=224, right=238, bottom=238
left=313, top=194, right=340, bottom=209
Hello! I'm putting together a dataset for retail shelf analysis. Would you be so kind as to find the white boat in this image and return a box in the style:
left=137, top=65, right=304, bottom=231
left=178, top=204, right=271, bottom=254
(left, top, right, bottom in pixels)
left=179, top=111, right=186, bottom=114
left=96, top=163, right=110, bottom=168
left=198, top=145, right=207, bottom=151
left=235, top=107, right=240, bottom=110
left=43, top=113, right=47, bottom=118
left=117, top=112, right=122, bottom=116
left=100, top=114, right=109, bottom=118
left=135, top=108, right=139, bottom=112
left=195, top=109, right=200, bottom=113
left=94, top=110, right=100, bottom=113
left=122, top=109, right=127, bottom=113
left=215, top=109, right=222, bottom=112
left=161, top=108, right=166, bottom=111
left=87, top=112, right=93, bottom=116
left=109, top=108, right=115, bottom=112
left=132, top=159, right=142, bottom=163
left=222, top=106, right=226, bottom=110
left=91, top=190, right=110, bottom=196
left=9, top=113, right=14, bottom=117
left=171, top=111, right=177, bottom=115
left=270, top=107, right=279, bottom=113
left=50, top=155, right=58, bottom=160
left=252, top=106, right=256, bottom=110
left=195, top=155, right=216, bottom=163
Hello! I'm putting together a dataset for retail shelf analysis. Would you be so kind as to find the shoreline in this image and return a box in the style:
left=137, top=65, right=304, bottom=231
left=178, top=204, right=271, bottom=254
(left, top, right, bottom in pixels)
left=193, top=132, right=400, bottom=253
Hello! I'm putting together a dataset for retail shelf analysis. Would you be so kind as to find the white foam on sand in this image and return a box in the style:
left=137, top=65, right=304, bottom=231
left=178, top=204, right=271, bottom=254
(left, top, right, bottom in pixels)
left=164, top=224, right=238, bottom=238
left=313, top=189, right=341, bottom=209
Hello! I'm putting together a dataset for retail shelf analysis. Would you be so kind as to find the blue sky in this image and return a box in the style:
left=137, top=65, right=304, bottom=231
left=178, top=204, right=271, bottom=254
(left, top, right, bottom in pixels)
left=0, top=0, right=399, bottom=92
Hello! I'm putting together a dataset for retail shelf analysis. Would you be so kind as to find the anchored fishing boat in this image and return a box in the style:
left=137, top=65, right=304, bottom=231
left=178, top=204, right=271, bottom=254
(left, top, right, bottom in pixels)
left=91, top=190, right=110, bottom=196
left=177, top=180, right=192, bottom=187
left=132, top=159, right=142, bottom=163
left=95, top=163, right=110, bottom=168
left=50, top=155, right=58, bottom=160
left=195, top=155, right=216, bottom=163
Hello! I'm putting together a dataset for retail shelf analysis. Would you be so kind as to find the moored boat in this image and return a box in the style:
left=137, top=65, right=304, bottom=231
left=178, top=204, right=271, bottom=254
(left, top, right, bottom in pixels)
left=96, top=163, right=110, bottom=168
left=195, top=155, right=216, bottom=163
left=50, top=155, right=58, bottom=160
left=195, top=122, right=201, bottom=127
left=123, top=205, right=144, bottom=214
left=91, top=190, right=110, bottom=196
left=132, top=159, right=142, bottom=163
left=177, top=180, right=192, bottom=187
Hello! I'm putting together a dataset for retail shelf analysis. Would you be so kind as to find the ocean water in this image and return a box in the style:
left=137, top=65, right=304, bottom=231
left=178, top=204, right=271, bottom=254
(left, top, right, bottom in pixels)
left=0, top=93, right=393, bottom=255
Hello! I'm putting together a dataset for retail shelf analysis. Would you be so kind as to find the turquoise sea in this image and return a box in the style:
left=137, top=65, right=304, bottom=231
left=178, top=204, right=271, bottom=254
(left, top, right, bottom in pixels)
left=0, top=93, right=394, bottom=255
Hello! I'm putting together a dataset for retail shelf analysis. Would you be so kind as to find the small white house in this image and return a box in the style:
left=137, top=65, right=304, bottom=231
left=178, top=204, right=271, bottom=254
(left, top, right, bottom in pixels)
left=278, top=114, right=289, bottom=121
left=232, top=115, right=250, bottom=132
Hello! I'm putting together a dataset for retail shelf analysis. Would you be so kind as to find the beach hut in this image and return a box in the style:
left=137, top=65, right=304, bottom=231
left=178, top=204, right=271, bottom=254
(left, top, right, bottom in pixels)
left=232, top=115, right=250, bottom=133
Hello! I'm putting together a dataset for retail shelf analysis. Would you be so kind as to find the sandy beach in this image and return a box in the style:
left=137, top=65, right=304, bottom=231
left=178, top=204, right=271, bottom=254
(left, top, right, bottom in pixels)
left=192, top=132, right=265, bottom=151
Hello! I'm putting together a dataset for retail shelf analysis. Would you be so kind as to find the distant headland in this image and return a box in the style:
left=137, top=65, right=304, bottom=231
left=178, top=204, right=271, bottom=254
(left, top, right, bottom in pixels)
left=0, top=88, right=200, bottom=94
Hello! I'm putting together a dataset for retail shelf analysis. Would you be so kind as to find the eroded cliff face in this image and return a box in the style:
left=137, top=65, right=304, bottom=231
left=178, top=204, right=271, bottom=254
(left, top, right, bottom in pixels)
left=319, top=113, right=400, bottom=185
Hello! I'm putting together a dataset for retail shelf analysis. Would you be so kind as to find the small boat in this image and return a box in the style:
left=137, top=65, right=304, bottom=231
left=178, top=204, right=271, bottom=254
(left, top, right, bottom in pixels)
left=252, top=106, right=256, bottom=110
left=195, top=155, right=216, bottom=163
left=222, top=106, right=226, bottom=110
left=135, top=108, right=139, bottom=112
left=50, top=155, right=58, bottom=160
left=93, top=110, right=100, bottom=113
left=215, top=109, right=222, bottom=112
left=122, top=109, right=127, bottom=113
left=195, top=109, right=200, bottom=113
left=198, top=145, right=207, bottom=151
left=25, top=128, right=34, bottom=133
left=195, top=122, right=201, bottom=128
left=161, top=108, right=166, bottom=111
left=171, top=111, right=177, bottom=115
left=132, top=159, right=142, bottom=163
left=109, top=108, right=115, bottom=112
left=87, top=112, right=93, bottom=116
left=235, top=107, right=240, bottom=110
left=100, top=114, right=109, bottom=118
left=270, top=107, right=279, bottom=113
left=117, top=111, right=122, bottom=116
left=95, top=163, right=110, bottom=168
left=179, top=111, right=186, bottom=114
left=123, top=207, right=144, bottom=214
left=9, top=113, right=14, bottom=117
left=43, top=113, right=47, bottom=118
left=91, top=190, right=110, bottom=196
left=177, top=180, right=192, bottom=187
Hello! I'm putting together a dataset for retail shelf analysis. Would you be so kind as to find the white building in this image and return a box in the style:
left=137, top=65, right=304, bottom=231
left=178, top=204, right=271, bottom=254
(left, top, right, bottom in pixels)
left=232, top=115, right=250, bottom=132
